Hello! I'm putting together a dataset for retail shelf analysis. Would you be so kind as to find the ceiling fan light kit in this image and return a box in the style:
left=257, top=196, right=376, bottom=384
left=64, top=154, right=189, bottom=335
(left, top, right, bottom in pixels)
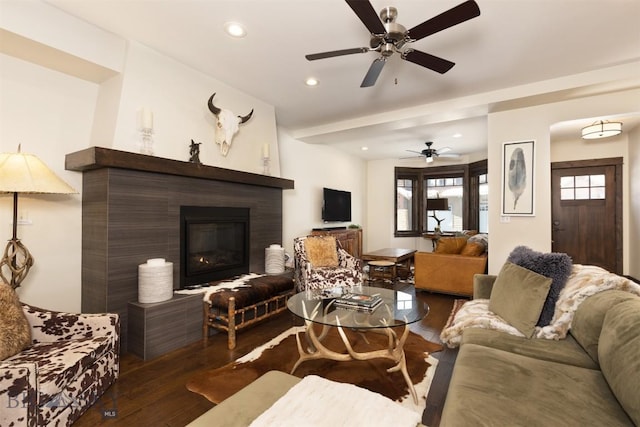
left=404, top=141, right=460, bottom=163
left=305, top=0, right=481, bottom=87
left=581, top=120, right=622, bottom=139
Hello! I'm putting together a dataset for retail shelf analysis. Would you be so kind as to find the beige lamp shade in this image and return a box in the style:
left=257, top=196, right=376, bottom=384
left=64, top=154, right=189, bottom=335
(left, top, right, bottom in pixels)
left=0, top=149, right=77, bottom=288
left=0, top=151, right=77, bottom=194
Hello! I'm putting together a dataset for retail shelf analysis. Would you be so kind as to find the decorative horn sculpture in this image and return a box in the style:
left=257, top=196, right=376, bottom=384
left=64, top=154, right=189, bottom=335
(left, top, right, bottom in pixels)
left=207, top=92, right=254, bottom=156
left=207, top=93, right=221, bottom=115
left=207, top=93, right=253, bottom=122
left=239, top=109, right=254, bottom=124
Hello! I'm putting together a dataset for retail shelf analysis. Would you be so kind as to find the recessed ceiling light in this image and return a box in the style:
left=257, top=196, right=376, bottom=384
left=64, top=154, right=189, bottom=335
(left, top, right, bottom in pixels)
left=224, top=22, right=246, bottom=38
left=361, top=146, right=369, bottom=151
left=305, top=77, right=319, bottom=86
left=453, top=133, right=462, bottom=138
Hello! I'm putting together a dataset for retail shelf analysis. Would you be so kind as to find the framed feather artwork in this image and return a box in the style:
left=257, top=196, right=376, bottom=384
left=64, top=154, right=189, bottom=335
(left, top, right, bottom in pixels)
left=501, top=140, right=535, bottom=216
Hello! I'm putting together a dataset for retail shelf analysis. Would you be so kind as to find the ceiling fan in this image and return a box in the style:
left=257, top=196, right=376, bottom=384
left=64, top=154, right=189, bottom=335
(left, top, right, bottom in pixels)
left=305, top=0, right=481, bottom=87
left=405, top=141, right=460, bottom=163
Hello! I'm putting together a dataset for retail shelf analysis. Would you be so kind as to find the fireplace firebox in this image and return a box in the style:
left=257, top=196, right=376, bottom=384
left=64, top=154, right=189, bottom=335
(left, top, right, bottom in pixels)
left=180, top=206, right=250, bottom=288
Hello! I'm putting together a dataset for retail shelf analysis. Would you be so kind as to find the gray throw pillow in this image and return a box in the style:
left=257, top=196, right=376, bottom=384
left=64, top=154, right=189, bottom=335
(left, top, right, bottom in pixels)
left=489, top=262, right=553, bottom=338
left=507, top=246, right=573, bottom=326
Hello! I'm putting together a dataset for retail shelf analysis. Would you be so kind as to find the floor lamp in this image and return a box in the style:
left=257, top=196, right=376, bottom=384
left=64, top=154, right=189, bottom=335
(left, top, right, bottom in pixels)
left=0, top=146, right=76, bottom=289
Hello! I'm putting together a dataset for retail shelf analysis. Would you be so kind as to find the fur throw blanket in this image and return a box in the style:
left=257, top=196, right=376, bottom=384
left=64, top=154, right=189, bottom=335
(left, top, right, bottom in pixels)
left=441, top=264, right=640, bottom=348
left=249, top=375, right=421, bottom=427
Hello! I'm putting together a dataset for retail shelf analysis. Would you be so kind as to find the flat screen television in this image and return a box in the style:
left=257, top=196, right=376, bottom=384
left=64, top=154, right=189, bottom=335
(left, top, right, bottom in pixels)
left=322, top=187, right=351, bottom=222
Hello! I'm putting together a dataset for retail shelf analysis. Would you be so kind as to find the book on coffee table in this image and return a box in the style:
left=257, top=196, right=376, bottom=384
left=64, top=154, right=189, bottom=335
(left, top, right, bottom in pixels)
left=334, top=293, right=382, bottom=311
left=334, top=299, right=382, bottom=313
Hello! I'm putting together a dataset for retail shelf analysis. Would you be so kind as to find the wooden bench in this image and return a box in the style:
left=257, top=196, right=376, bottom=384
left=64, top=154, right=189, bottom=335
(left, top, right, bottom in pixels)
left=203, top=272, right=295, bottom=349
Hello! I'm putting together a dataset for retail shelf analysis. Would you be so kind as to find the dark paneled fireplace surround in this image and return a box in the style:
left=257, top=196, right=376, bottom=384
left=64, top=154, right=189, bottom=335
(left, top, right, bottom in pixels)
left=65, top=147, right=294, bottom=352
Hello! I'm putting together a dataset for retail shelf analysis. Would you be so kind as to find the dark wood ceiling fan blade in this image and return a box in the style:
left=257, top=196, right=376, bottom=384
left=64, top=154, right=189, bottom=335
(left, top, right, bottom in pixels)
left=306, top=47, right=368, bottom=61
left=407, top=0, right=480, bottom=41
left=345, top=0, right=386, bottom=35
left=402, top=49, right=455, bottom=74
left=360, top=58, right=386, bottom=87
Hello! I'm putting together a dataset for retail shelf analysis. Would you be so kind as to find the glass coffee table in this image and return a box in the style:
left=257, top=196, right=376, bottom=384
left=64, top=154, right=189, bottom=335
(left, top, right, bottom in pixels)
left=287, top=286, right=429, bottom=404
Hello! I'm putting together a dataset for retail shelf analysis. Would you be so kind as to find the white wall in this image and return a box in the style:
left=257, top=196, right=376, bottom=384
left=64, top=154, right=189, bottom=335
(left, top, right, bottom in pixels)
left=487, top=89, right=640, bottom=274
left=279, top=127, right=367, bottom=257
left=0, top=53, right=97, bottom=311
left=103, top=42, right=281, bottom=175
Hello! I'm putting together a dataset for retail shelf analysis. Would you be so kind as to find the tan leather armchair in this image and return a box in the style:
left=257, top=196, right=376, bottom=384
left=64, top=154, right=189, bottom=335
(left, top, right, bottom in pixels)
left=414, top=252, right=487, bottom=296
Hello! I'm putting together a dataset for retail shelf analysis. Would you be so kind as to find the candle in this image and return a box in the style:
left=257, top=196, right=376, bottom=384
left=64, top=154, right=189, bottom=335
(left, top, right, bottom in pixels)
left=141, top=108, right=153, bottom=130
left=262, top=143, right=270, bottom=159
left=147, top=258, right=165, bottom=266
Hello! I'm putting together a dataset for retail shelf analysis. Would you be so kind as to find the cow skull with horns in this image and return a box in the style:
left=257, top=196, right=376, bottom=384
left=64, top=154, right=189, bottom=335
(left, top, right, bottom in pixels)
left=207, top=93, right=253, bottom=156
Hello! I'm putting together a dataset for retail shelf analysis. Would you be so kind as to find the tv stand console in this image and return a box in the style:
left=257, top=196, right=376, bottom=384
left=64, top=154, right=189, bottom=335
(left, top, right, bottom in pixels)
left=310, top=228, right=362, bottom=259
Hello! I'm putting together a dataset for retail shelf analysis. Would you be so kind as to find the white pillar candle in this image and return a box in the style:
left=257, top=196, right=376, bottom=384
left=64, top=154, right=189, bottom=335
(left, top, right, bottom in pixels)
left=262, top=143, right=270, bottom=159
left=147, top=258, right=165, bottom=266
left=265, top=244, right=285, bottom=274
left=141, top=108, right=153, bottom=130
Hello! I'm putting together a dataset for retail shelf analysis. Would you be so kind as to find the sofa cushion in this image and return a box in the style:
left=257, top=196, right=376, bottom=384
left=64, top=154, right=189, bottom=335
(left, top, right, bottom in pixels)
left=6, top=335, right=114, bottom=403
left=507, top=246, right=573, bottom=326
left=434, top=236, right=468, bottom=254
left=461, top=233, right=488, bottom=256
left=304, top=236, right=338, bottom=267
left=0, top=284, right=31, bottom=360
left=459, top=241, right=485, bottom=256
left=598, top=297, right=640, bottom=425
left=461, top=328, right=598, bottom=369
left=570, top=290, right=638, bottom=364
left=489, top=262, right=552, bottom=338
left=441, top=343, right=635, bottom=426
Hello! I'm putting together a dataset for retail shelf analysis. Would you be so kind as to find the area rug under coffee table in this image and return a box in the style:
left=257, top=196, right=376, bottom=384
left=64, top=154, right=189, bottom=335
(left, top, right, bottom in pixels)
left=186, top=326, right=442, bottom=413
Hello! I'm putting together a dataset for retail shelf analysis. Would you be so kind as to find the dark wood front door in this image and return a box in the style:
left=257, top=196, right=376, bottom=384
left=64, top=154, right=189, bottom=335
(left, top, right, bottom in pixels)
left=551, top=158, right=622, bottom=274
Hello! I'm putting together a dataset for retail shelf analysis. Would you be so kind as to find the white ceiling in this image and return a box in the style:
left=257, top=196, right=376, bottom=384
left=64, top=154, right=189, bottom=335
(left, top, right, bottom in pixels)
left=45, top=0, right=640, bottom=161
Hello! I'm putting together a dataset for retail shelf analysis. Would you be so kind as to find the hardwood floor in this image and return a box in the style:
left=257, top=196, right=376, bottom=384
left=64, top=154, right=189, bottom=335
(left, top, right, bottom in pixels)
left=74, top=283, right=461, bottom=427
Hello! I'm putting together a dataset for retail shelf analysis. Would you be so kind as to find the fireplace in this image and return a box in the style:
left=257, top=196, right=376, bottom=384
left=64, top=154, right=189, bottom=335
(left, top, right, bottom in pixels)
left=66, top=146, right=294, bottom=353
left=180, top=206, right=250, bottom=288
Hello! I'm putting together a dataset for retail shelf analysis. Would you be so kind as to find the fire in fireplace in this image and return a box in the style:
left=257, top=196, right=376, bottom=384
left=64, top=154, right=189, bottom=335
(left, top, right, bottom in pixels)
left=180, top=206, right=250, bottom=288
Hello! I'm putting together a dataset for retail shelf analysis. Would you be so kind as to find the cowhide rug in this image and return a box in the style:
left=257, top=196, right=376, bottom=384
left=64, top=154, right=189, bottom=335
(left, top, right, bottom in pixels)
left=186, top=326, right=442, bottom=413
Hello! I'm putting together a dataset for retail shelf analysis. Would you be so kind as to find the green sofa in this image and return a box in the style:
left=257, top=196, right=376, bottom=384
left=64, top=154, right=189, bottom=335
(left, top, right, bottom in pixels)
left=440, top=276, right=640, bottom=426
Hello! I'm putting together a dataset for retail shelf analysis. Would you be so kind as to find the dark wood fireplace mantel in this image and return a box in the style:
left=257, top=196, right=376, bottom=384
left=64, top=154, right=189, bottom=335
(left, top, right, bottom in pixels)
left=65, top=146, right=294, bottom=189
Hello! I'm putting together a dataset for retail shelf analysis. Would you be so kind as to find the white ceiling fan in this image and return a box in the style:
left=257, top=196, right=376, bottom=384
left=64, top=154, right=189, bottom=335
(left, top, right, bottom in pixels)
left=404, top=141, right=461, bottom=163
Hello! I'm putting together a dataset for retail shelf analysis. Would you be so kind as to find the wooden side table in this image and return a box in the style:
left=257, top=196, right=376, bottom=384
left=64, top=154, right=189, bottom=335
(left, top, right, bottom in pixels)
left=362, top=248, right=417, bottom=282
left=367, top=260, right=396, bottom=283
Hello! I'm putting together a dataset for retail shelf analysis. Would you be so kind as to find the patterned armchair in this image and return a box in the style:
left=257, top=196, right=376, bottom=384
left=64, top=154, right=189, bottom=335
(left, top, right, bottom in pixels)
left=293, top=235, right=363, bottom=292
left=0, top=304, right=119, bottom=426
